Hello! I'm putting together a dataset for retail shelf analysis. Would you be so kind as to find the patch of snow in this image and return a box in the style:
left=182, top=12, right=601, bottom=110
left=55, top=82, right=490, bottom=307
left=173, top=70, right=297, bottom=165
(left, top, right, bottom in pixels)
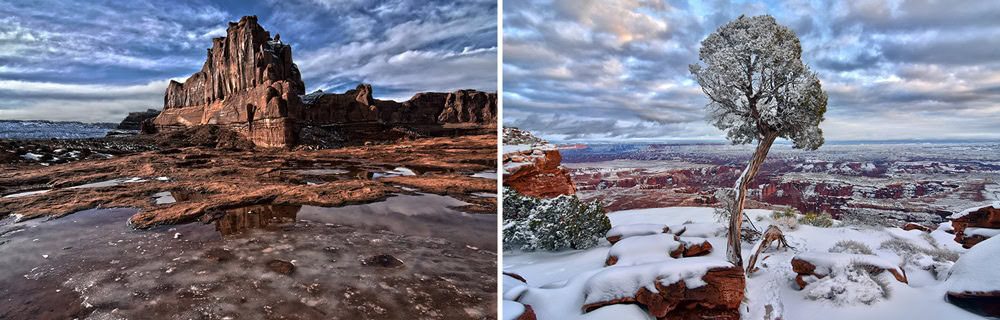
left=607, top=233, right=682, bottom=266
left=964, top=227, right=1000, bottom=239
left=606, top=224, right=668, bottom=240
left=947, top=235, right=1000, bottom=294
left=502, top=300, right=526, bottom=320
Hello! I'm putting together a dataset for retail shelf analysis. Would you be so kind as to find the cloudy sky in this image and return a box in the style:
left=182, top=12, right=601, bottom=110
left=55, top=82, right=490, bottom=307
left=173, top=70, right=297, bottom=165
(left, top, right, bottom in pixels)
left=0, top=0, right=497, bottom=123
left=503, top=0, right=1000, bottom=142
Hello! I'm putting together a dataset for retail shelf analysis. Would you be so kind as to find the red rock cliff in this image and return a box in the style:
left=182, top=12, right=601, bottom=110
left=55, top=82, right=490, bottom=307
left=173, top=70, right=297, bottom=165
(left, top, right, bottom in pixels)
left=152, top=16, right=496, bottom=148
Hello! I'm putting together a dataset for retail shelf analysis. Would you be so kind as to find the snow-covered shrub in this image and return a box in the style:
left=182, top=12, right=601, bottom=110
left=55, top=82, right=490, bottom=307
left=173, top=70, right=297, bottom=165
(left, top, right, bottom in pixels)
left=804, top=260, right=891, bottom=305
left=829, top=240, right=874, bottom=255
left=799, top=211, right=834, bottom=227
left=770, top=207, right=798, bottom=220
left=773, top=216, right=799, bottom=231
left=502, top=187, right=611, bottom=251
left=879, top=239, right=957, bottom=280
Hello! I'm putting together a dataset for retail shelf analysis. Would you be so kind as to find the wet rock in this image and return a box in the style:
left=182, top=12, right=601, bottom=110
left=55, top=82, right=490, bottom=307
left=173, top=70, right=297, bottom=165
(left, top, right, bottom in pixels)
left=362, top=254, right=403, bottom=268
left=267, top=259, right=295, bottom=275
left=203, top=248, right=235, bottom=263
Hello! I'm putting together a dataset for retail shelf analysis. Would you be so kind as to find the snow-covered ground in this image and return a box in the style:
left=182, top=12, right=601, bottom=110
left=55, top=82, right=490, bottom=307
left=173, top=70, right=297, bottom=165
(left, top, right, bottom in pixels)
left=503, top=207, right=987, bottom=319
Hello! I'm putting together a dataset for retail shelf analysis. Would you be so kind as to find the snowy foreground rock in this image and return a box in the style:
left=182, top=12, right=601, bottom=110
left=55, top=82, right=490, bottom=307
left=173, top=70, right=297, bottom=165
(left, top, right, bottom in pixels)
left=945, top=235, right=1000, bottom=316
left=504, top=207, right=993, bottom=319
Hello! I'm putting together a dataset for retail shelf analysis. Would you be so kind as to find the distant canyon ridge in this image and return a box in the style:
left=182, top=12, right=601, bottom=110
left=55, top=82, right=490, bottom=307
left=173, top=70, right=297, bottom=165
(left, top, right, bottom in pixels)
left=149, top=16, right=496, bottom=147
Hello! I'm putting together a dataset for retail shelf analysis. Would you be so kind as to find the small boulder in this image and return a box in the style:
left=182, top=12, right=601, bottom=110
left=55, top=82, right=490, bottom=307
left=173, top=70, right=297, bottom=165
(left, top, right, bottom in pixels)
left=267, top=259, right=295, bottom=275
left=362, top=254, right=403, bottom=268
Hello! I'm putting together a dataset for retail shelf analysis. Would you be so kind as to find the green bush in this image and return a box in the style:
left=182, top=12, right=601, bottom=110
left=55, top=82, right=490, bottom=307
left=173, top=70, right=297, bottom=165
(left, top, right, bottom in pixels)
left=799, top=211, right=835, bottom=227
left=502, top=187, right=611, bottom=251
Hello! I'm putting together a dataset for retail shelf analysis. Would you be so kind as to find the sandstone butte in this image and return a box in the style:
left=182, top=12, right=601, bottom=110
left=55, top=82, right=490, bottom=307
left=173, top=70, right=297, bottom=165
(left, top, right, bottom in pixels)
left=150, top=16, right=496, bottom=148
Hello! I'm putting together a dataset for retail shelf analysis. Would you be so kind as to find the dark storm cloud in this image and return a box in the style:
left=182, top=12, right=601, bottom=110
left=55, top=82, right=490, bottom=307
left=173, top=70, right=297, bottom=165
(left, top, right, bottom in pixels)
left=504, top=0, right=1000, bottom=141
left=0, top=0, right=496, bottom=122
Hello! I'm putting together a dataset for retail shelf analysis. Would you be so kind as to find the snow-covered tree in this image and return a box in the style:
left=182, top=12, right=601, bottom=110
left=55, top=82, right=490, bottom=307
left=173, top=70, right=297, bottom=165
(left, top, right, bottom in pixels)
left=690, top=15, right=827, bottom=266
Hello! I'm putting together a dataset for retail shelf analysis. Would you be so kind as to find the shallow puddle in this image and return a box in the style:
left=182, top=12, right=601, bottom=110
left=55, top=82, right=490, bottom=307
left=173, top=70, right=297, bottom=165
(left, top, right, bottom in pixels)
left=152, top=190, right=212, bottom=205
left=68, top=177, right=147, bottom=189
left=0, top=193, right=497, bottom=319
left=3, top=189, right=51, bottom=198
left=471, top=171, right=497, bottom=179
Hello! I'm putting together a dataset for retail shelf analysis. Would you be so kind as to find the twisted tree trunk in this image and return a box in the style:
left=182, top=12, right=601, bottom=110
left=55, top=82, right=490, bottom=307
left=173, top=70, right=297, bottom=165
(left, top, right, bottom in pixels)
left=726, top=130, right=778, bottom=266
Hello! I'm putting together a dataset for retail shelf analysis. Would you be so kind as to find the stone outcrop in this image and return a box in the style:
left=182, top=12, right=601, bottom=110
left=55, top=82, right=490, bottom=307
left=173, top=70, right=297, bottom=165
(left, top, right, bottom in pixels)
left=151, top=16, right=496, bottom=148
left=115, top=109, right=160, bottom=131
left=582, top=266, right=744, bottom=320
left=502, top=128, right=576, bottom=198
left=950, top=202, right=1000, bottom=248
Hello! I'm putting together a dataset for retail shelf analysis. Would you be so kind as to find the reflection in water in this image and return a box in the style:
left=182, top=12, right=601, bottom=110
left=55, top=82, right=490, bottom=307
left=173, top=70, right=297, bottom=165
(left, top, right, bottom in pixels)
left=204, top=194, right=496, bottom=250
left=213, top=204, right=301, bottom=236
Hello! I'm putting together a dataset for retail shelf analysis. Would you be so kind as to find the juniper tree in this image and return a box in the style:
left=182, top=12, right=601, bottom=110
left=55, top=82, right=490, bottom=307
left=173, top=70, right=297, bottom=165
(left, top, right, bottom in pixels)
left=690, top=15, right=827, bottom=266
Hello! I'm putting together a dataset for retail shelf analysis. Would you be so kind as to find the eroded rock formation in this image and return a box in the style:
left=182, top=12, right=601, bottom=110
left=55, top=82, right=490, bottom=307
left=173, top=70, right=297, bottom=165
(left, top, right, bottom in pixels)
left=950, top=202, right=1000, bottom=248
left=502, top=128, right=576, bottom=198
left=152, top=16, right=496, bottom=148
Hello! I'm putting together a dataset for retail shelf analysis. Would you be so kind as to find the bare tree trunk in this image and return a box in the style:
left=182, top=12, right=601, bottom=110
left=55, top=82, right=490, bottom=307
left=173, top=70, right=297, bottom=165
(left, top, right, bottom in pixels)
left=726, top=130, right=778, bottom=266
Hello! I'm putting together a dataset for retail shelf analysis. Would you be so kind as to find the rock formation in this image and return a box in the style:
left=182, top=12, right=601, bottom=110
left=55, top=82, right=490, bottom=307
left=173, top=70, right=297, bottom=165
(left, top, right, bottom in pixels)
left=115, top=109, right=160, bottom=131
left=502, top=128, right=576, bottom=198
left=151, top=16, right=496, bottom=148
left=950, top=202, right=1000, bottom=248
left=582, top=265, right=745, bottom=319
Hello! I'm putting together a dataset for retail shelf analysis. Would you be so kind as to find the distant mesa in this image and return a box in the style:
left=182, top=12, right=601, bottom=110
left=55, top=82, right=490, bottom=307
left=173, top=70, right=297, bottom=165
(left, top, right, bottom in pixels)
left=116, top=109, right=160, bottom=131
left=151, top=15, right=496, bottom=147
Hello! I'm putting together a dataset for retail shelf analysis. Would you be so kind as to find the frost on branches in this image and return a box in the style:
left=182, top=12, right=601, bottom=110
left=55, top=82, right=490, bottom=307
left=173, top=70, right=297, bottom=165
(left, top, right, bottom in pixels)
left=502, top=187, right=611, bottom=251
left=690, top=14, right=828, bottom=266
left=689, top=14, right=827, bottom=151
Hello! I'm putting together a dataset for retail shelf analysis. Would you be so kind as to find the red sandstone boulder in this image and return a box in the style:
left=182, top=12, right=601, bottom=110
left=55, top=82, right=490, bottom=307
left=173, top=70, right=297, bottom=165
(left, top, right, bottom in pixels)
left=582, top=263, right=744, bottom=319
left=903, top=223, right=935, bottom=232
left=503, top=148, right=575, bottom=198
left=950, top=202, right=1000, bottom=248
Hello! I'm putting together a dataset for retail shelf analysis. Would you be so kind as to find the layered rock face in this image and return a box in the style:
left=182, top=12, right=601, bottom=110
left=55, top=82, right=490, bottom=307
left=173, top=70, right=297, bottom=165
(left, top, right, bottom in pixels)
left=152, top=16, right=496, bottom=148
left=502, top=128, right=576, bottom=198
